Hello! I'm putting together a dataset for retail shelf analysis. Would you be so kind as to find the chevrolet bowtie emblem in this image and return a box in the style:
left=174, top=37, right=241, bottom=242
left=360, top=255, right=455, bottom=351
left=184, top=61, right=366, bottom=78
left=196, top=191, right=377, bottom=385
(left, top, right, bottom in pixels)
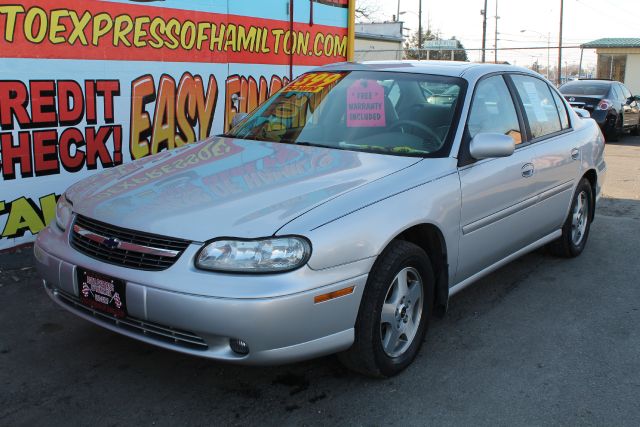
left=102, top=237, right=120, bottom=250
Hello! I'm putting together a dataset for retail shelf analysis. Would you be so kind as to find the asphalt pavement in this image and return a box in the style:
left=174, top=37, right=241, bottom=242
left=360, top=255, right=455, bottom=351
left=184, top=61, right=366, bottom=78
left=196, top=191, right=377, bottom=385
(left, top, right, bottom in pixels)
left=1, top=136, right=639, bottom=426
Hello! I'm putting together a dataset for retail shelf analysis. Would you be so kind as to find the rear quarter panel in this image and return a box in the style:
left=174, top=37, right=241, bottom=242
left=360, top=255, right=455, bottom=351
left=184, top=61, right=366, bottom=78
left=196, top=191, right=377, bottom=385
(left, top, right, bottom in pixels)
left=579, top=117, right=607, bottom=199
left=559, top=100, right=606, bottom=207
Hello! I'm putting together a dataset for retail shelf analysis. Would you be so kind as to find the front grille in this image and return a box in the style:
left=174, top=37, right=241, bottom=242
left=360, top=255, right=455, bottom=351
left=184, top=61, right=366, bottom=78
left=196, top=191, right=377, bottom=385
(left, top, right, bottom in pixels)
left=70, top=215, right=190, bottom=271
left=55, top=289, right=208, bottom=351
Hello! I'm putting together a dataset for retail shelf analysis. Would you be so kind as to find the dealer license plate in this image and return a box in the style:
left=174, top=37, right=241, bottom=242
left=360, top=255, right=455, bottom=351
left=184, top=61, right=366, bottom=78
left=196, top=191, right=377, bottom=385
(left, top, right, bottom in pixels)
left=77, top=268, right=127, bottom=318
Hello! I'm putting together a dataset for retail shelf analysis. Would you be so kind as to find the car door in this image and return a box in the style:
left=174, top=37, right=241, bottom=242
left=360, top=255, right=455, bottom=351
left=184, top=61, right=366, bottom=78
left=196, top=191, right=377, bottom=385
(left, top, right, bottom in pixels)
left=620, top=83, right=640, bottom=126
left=509, top=74, right=580, bottom=234
left=456, top=74, right=541, bottom=283
left=612, top=84, right=632, bottom=128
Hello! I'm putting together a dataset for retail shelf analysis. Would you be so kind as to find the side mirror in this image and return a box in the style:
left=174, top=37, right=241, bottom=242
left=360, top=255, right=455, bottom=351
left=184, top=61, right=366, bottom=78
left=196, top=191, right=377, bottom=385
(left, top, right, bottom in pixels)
left=469, top=133, right=515, bottom=160
left=573, top=108, right=590, bottom=119
left=231, top=112, right=249, bottom=128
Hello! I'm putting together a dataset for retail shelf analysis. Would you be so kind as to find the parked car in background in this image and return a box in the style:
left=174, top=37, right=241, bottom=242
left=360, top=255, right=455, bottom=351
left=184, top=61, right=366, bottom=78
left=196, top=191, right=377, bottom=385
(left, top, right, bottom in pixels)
left=35, top=62, right=606, bottom=377
left=559, top=79, right=640, bottom=141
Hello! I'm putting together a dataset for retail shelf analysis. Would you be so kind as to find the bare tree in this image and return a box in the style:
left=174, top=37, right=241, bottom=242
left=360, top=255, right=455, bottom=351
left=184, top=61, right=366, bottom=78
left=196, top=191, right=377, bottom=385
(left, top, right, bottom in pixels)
left=355, top=0, right=382, bottom=21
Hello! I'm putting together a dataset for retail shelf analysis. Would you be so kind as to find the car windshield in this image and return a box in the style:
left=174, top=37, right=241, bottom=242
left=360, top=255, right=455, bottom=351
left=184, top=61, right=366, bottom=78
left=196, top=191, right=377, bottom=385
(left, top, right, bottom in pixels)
left=225, top=71, right=465, bottom=157
left=559, top=81, right=610, bottom=96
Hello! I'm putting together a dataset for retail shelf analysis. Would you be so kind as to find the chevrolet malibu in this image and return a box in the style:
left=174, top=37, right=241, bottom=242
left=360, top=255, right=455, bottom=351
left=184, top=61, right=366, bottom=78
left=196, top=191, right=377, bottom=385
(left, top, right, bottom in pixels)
left=35, top=62, right=606, bottom=377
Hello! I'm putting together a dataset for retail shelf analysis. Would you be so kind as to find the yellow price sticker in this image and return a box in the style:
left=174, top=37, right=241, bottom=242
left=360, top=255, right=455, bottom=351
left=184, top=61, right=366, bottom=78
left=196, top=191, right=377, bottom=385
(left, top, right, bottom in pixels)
left=282, top=72, right=345, bottom=93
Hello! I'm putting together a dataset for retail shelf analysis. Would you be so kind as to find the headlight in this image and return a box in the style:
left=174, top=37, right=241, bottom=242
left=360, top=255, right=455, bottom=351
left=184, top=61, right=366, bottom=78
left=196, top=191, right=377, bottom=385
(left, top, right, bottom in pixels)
left=55, top=194, right=73, bottom=231
left=196, top=237, right=311, bottom=273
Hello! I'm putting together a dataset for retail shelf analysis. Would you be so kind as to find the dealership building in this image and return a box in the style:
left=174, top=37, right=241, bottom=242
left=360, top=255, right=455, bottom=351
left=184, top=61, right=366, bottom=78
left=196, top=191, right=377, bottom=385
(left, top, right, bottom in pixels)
left=581, top=38, right=640, bottom=93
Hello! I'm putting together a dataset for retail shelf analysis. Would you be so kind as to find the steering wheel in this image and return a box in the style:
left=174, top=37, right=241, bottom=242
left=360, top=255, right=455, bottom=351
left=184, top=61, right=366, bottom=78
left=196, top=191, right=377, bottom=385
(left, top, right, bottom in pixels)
left=388, top=120, right=443, bottom=148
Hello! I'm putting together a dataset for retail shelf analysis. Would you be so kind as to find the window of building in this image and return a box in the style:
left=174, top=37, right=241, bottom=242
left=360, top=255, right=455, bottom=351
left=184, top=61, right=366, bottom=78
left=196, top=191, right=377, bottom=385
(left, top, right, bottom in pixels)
left=597, top=54, right=627, bottom=82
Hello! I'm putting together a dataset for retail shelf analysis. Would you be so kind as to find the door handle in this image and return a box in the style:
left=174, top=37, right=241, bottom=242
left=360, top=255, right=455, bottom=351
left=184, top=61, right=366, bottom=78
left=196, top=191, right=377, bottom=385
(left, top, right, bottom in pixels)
left=521, top=163, right=535, bottom=178
left=571, top=148, right=580, bottom=160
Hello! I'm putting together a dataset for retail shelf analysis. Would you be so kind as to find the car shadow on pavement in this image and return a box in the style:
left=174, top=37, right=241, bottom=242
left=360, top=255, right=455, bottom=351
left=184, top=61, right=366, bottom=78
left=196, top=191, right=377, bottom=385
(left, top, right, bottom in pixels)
left=605, top=135, right=640, bottom=147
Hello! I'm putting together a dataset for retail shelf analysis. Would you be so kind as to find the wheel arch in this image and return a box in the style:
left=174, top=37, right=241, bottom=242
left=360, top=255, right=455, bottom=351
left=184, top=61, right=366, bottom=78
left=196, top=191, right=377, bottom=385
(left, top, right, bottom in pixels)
left=394, top=223, right=449, bottom=317
left=583, top=169, right=597, bottom=222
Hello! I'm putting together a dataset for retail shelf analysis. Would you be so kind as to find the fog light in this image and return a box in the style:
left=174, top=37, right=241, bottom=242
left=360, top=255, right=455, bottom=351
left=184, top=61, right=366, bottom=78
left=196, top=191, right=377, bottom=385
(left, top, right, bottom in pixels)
left=230, top=338, right=250, bottom=355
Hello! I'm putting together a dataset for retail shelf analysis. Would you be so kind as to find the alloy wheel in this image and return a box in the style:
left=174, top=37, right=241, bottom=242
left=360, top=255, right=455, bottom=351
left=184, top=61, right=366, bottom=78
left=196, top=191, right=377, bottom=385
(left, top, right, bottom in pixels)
left=380, top=267, right=424, bottom=358
left=571, top=190, right=589, bottom=245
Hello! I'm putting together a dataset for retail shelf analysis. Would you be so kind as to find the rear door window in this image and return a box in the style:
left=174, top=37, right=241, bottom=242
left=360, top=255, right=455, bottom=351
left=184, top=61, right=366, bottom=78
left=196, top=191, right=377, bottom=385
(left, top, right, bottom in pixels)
left=611, top=85, right=624, bottom=102
left=511, top=75, right=562, bottom=139
left=550, top=89, right=570, bottom=130
left=619, top=84, right=632, bottom=100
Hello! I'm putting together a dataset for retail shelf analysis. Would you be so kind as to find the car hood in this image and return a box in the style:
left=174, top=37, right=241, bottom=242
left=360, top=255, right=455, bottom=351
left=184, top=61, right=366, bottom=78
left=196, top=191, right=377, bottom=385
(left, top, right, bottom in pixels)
left=66, top=137, right=421, bottom=241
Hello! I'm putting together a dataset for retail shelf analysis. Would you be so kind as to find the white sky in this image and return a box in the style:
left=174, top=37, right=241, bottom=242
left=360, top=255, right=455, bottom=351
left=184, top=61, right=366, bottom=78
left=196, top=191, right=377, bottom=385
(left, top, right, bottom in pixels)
left=360, top=0, right=640, bottom=69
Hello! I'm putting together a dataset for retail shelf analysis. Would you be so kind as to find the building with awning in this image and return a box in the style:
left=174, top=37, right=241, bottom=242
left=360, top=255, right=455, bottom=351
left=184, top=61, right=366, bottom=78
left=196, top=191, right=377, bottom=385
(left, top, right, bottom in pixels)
left=581, top=38, right=640, bottom=93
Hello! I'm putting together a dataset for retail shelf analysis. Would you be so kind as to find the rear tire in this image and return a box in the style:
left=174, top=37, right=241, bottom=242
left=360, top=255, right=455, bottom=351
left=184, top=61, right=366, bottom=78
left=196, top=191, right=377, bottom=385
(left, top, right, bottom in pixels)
left=338, top=240, right=434, bottom=378
left=549, top=178, right=593, bottom=258
left=605, top=114, right=621, bottom=142
left=631, top=124, right=640, bottom=136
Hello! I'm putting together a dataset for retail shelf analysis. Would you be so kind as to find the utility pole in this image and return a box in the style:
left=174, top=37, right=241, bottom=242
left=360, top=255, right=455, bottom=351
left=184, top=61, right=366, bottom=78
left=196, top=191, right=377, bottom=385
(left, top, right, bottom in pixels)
left=557, top=0, right=564, bottom=85
left=396, top=0, right=400, bottom=22
left=547, top=32, right=551, bottom=80
left=418, top=0, right=423, bottom=59
left=578, top=48, right=584, bottom=78
left=481, top=0, right=488, bottom=62
left=494, top=0, right=499, bottom=63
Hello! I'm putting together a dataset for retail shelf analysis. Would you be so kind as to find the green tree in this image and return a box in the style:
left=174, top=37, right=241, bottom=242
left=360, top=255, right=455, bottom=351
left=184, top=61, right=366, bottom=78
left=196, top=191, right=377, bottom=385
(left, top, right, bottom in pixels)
left=404, top=29, right=435, bottom=59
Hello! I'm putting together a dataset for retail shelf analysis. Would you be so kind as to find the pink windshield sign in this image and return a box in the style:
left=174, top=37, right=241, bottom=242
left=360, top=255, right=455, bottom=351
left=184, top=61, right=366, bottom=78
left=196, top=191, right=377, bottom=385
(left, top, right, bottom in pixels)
left=346, top=80, right=386, bottom=127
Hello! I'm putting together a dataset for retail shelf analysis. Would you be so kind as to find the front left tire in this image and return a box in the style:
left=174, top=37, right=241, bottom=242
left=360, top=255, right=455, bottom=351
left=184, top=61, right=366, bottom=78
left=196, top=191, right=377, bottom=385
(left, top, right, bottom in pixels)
left=339, top=240, right=434, bottom=377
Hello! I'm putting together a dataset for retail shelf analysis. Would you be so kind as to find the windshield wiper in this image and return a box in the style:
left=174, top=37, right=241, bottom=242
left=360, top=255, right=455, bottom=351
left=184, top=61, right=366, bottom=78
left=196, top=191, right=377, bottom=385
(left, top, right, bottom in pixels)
left=293, top=141, right=330, bottom=148
left=221, top=134, right=430, bottom=156
left=338, top=142, right=430, bottom=155
left=220, top=134, right=268, bottom=142
left=295, top=141, right=359, bottom=152
left=219, top=135, right=333, bottom=149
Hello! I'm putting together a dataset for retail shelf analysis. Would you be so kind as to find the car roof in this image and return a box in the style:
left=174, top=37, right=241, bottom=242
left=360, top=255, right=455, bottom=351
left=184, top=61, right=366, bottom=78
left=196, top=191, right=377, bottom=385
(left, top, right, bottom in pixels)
left=312, top=60, right=538, bottom=79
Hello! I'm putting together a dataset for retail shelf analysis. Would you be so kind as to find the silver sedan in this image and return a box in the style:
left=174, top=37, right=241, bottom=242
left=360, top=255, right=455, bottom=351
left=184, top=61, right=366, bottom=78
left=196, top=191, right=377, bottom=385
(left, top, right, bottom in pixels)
left=35, top=61, right=606, bottom=377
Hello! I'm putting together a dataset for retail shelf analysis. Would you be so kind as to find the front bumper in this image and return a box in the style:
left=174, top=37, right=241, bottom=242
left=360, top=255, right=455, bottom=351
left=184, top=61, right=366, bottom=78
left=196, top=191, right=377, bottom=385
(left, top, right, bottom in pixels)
left=34, top=224, right=370, bottom=365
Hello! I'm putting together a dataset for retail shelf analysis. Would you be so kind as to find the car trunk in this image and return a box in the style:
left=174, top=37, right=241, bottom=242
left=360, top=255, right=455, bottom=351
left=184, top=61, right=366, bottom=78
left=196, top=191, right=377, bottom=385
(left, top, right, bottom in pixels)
left=563, top=95, right=604, bottom=113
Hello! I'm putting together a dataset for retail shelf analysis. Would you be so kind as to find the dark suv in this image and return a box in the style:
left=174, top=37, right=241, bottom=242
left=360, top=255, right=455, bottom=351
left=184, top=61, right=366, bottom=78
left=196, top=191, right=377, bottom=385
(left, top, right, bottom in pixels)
left=559, top=79, right=640, bottom=141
